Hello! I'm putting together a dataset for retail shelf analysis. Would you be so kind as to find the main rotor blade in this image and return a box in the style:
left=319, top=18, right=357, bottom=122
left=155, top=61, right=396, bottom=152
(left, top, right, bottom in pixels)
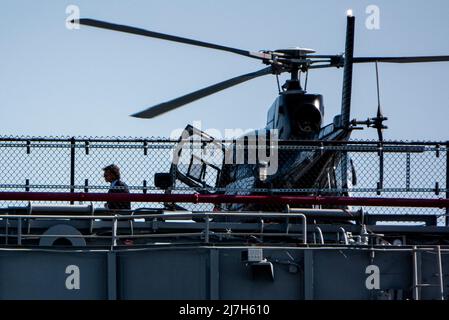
left=132, top=66, right=273, bottom=119
left=77, top=18, right=271, bottom=61
left=353, top=56, right=449, bottom=64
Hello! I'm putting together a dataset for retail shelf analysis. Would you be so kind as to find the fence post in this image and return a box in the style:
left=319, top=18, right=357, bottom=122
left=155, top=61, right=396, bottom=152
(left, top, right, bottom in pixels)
left=377, top=142, right=384, bottom=195
left=70, top=137, right=75, bottom=205
left=341, top=146, right=348, bottom=194
left=446, top=142, right=449, bottom=227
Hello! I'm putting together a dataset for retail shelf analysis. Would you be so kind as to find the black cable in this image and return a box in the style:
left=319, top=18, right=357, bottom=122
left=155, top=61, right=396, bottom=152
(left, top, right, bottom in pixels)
left=305, top=71, right=309, bottom=91
left=276, top=74, right=282, bottom=93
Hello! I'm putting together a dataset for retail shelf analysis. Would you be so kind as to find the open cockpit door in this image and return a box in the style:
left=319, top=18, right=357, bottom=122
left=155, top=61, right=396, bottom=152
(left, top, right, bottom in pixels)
left=169, top=125, right=225, bottom=193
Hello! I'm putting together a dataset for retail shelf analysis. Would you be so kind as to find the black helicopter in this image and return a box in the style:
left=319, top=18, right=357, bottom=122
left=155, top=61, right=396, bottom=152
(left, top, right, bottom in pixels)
left=73, top=15, right=449, bottom=210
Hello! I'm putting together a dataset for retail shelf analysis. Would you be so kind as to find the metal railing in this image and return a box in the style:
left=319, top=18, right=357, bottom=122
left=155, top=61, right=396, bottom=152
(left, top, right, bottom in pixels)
left=0, top=211, right=308, bottom=247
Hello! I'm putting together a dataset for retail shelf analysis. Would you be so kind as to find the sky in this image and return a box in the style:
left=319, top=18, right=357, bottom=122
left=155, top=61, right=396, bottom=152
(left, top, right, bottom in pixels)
left=1, top=0, right=449, bottom=141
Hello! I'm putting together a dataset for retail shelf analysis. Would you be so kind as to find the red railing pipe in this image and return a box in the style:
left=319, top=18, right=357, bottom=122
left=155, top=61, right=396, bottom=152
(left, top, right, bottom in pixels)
left=1, top=192, right=449, bottom=208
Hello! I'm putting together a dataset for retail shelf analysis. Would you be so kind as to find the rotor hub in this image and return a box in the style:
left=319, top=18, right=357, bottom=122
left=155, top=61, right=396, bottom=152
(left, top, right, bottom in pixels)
left=275, top=47, right=316, bottom=58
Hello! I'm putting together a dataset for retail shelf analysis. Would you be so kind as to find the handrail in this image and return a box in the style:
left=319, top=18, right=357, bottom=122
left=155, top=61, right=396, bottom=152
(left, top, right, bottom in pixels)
left=338, top=227, right=349, bottom=245
left=0, top=212, right=311, bottom=220
left=2, top=192, right=449, bottom=208
left=436, top=246, right=445, bottom=300
left=0, top=211, right=309, bottom=246
left=314, top=226, right=324, bottom=244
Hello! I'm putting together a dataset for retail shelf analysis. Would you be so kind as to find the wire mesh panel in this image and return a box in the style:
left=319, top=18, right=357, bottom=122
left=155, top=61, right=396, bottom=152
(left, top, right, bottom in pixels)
left=0, top=136, right=447, bottom=224
left=349, top=147, right=447, bottom=224
left=0, top=140, right=72, bottom=207
left=73, top=140, right=175, bottom=209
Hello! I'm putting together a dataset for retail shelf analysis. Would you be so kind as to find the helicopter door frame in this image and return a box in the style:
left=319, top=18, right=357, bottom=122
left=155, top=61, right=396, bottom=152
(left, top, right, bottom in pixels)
left=170, top=125, right=225, bottom=192
left=186, top=154, right=221, bottom=187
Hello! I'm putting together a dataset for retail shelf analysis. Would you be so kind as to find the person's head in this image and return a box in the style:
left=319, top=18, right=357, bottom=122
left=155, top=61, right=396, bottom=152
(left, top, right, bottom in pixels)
left=103, top=164, right=120, bottom=183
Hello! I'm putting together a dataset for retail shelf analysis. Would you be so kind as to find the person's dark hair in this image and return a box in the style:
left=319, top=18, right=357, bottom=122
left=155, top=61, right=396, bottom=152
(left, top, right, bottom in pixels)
left=103, top=164, right=121, bottom=180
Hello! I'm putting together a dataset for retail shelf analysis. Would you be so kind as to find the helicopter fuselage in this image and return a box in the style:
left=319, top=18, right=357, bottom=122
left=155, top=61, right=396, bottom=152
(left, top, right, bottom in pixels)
left=266, top=90, right=324, bottom=139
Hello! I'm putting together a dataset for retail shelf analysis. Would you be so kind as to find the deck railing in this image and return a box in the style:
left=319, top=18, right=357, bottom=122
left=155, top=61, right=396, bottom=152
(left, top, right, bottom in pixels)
left=0, top=136, right=448, bottom=224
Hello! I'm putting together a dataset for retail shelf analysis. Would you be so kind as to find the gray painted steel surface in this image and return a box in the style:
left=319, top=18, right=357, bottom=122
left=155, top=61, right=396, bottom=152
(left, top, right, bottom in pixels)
left=0, top=246, right=446, bottom=300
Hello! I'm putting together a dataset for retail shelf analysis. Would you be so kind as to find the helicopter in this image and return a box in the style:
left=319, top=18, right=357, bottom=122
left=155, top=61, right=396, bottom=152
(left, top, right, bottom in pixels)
left=73, top=14, right=449, bottom=211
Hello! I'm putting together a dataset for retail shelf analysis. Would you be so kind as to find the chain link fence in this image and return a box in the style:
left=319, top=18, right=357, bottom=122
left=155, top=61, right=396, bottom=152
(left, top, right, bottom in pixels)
left=0, top=135, right=447, bottom=224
